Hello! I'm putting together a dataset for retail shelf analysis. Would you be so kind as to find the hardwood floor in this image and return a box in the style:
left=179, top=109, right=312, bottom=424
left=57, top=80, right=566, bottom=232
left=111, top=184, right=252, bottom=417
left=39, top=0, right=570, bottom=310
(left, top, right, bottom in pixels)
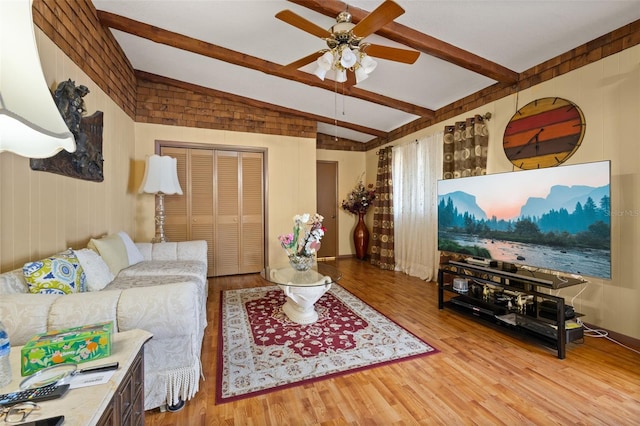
left=145, top=258, right=640, bottom=425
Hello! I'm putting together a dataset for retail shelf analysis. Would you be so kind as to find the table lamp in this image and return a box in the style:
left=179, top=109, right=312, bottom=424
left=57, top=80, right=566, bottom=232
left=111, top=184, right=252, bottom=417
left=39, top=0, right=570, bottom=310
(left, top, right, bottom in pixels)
left=139, top=154, right=183, bottom=242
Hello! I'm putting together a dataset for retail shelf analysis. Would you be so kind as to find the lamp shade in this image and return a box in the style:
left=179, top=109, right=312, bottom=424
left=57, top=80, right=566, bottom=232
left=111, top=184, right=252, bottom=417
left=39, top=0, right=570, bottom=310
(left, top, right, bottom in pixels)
left=339, top=48, right=357, bottom=69
left=360, top=54, right=378, bottom=74
left=0, top=0, right=76, bottom=158
left=317, top=51, right=334, bottom=70
left=139, top=155, right=183, bottom=195
left=313, top=65, right=329, bottom=81
left=355, top=66, right=369, bottom=84
left=335, top=69, right=347, bottom=83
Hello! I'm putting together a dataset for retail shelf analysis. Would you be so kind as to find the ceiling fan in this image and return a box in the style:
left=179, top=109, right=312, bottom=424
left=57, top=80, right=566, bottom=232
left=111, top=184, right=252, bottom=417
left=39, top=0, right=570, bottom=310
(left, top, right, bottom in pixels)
left=276, top=1, right=420, bottom=84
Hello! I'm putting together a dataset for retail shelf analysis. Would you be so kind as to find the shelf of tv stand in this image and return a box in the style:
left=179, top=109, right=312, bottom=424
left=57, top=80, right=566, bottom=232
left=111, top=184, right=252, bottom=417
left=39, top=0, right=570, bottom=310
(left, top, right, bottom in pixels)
left=447, top=260, right=585, bottom=289
left=438, top=261, right=587, bottom=359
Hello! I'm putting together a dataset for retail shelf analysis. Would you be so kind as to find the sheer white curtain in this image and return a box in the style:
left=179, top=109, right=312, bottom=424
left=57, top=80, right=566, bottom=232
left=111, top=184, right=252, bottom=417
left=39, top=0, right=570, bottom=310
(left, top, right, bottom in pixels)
left=393, top=132, right=443, bottom=281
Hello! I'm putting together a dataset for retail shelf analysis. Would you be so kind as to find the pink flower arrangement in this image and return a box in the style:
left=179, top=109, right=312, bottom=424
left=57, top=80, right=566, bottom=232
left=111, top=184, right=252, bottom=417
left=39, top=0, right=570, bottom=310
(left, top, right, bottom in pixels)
left=278, top=213, right=325, bottom=257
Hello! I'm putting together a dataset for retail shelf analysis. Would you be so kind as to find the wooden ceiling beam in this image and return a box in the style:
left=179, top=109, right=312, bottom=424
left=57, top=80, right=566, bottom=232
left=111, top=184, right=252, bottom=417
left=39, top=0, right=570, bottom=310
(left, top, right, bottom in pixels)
left=97, top=11, right=434, bottom=119
left=135, top=71, right=386, bottom=138
left=288, top=0, right=519, bottom=84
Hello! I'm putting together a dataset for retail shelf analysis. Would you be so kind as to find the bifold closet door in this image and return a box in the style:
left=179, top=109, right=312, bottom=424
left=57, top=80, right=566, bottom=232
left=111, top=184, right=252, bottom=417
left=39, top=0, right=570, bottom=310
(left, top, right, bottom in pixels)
left=161, top=146, right=215, bottom=276
left=214, top=151, right=264, bottom=276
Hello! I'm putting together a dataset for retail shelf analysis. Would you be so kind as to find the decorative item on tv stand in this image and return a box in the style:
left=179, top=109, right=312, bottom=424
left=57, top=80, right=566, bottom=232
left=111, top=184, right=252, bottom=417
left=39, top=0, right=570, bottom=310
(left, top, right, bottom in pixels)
left=342, top=178, right=376, bottom=260
left=138, top=155, right=183, bottom=243
left=278, top=213, right=325, bottom=272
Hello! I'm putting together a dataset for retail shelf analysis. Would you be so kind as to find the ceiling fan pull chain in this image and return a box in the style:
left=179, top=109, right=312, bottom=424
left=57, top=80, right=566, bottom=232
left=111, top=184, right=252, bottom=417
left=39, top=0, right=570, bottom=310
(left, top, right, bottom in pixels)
left=334, top=78, right=339, bottom=141
left=342, top=84, right=347, bottom=116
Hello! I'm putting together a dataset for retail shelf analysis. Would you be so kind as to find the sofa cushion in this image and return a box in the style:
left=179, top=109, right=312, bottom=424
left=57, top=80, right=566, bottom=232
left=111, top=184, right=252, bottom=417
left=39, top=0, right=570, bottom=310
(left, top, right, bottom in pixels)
left=106, top=274, right=199, bottom=291
left=48, top=290, right=121, bottom=332
left=88, top=234, right=129, bottom=275
left=117, top=260, right=207, bottom=287
left=0, top=293, right=61, bottom=346
left=118, top=231, right=144, bottom=265
left=74, top=248, right=114, bottom=292
left=23, top=249, right=86, bottom=295
left=0, top=270, right=27, bottom=294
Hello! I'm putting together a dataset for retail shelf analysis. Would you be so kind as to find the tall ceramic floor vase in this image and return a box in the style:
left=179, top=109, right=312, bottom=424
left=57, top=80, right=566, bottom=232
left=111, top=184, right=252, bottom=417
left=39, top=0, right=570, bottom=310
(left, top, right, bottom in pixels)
left=353, top=212, right=370, bottom=260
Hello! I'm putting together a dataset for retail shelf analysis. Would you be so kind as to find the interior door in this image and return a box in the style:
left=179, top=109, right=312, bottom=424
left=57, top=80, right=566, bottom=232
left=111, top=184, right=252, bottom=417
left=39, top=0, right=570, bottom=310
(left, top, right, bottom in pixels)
left=160, top=145, right=264, bottom=277
left=239, top=152, right=264, bottom=273
left=161, top=146, right=189, bottom=241
left=161, top=146, right=215, bottom=276
left=187, top=149, right=215, bottom=271
left=316, top=161, right=338, bottom=259
left=214, top=151, right=240, bottom=276
left=215, top=150, right=264, bottom=276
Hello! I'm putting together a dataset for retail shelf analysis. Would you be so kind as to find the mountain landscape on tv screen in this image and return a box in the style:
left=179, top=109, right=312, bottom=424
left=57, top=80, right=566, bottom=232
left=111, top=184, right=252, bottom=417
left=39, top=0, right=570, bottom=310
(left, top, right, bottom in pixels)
left=437, top=182, right=611, bottom=279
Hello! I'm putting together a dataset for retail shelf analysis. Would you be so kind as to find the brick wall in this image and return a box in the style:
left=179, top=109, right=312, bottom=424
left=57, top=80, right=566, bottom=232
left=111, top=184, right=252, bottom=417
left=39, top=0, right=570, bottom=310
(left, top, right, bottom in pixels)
left=136, top=74, right=316, bottom=138
left=316, top=133, right=367, bottom=151
left=33, top=0, right=137, bottom=119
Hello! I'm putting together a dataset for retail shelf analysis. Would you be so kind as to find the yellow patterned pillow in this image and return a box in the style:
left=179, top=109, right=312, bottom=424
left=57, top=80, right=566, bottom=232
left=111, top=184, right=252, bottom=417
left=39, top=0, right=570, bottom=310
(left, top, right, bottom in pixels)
left=23, top=249, right=86, bottom=295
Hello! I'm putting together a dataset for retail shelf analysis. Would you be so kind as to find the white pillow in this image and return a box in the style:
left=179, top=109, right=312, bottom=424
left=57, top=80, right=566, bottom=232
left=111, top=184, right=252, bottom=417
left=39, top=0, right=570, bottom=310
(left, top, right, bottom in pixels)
left=118, top=231, right=144, bottom=265
left=74, top=248, right=114, bottom=291
left=87, top=235, right=129, bottom=275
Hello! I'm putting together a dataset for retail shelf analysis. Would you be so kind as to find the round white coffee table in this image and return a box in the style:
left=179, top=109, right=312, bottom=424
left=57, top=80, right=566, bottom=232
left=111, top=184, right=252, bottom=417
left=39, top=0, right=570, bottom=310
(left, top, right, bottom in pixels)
left=261, top=263, right=342, bottom=324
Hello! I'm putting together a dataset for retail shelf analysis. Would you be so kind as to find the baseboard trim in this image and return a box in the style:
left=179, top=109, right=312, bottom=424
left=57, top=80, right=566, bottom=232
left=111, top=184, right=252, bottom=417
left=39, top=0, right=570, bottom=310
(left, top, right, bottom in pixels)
left=582, top=322, right=640, bottom=352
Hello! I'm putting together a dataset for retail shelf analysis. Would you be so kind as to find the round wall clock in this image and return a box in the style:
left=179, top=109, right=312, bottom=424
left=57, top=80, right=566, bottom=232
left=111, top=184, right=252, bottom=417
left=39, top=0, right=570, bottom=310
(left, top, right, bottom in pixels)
left=503, top=97, right=586, bottom=169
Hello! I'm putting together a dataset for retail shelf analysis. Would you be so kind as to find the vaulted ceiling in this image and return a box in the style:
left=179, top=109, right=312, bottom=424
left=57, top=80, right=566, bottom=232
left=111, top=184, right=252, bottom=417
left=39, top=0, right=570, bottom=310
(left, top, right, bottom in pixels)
left=92, top=0, right=640, bottom=143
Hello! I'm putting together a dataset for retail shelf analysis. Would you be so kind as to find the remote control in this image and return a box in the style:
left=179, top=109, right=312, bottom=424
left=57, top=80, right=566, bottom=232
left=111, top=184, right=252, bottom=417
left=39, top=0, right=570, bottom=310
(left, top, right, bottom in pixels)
left=0, top=384, right=70, bottom=407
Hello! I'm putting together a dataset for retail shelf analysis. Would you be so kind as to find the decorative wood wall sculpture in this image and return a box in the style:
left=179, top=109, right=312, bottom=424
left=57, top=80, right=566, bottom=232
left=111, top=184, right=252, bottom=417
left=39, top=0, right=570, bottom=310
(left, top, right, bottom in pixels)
left=30, top=79, right=104, bottom=182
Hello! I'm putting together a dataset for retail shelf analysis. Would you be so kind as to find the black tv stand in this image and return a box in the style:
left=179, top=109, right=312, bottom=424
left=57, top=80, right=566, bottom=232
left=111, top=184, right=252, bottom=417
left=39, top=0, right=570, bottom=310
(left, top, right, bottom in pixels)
left=438, top=261, right=586, bottom=359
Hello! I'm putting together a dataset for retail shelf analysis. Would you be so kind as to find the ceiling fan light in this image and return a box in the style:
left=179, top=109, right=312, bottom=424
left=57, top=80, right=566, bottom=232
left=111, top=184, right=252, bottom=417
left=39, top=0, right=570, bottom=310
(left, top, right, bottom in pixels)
left=340, top=48, right=357, bottom=69
left=314, top=65, right=328, bottom=81
left=335, top=69, right=347, bottom=83
left=360, top=54, right=378, bottom=74
left=317, top=51, right=334, bottom=71
left=355, top=66, right=369, bottom=84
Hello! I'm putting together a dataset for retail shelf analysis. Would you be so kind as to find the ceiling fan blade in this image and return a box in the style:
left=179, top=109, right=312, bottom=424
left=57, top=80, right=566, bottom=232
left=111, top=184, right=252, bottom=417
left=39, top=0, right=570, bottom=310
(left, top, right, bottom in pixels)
left=276, top=9, right=331, bottom=39
left=351, top=0, right=404, bottom=39
left=365, top=44, right=420, bottom=64
left=281, top=51, right=322, bottom=72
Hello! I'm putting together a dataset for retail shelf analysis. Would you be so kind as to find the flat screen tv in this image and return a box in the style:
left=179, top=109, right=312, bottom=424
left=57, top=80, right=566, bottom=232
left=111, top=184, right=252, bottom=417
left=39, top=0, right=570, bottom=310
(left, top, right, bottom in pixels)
left=437, top=161, right=611, bottom=279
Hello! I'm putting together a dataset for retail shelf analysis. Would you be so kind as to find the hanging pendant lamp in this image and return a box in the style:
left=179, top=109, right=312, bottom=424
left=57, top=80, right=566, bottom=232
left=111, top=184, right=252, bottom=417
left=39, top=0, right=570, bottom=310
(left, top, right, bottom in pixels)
left=0, top=0, right=76, bottom=158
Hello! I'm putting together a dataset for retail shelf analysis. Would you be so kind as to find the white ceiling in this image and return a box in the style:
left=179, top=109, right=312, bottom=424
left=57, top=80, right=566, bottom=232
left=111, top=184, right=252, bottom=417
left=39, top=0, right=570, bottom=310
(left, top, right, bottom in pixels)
left=92, top=0, right=640, bottom=142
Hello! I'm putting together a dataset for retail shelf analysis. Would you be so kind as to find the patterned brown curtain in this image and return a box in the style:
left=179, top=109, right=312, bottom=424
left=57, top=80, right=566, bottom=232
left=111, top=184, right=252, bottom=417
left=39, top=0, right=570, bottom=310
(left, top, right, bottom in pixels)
left=370, top=146, right=394, bottom=270
left=443, top=114, right=489, bottom=179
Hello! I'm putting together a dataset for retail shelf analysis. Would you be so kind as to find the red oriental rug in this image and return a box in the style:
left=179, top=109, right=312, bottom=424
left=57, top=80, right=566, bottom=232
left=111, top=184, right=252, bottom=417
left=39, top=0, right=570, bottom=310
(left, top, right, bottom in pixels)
left=216, top=284, right=438, bottom=403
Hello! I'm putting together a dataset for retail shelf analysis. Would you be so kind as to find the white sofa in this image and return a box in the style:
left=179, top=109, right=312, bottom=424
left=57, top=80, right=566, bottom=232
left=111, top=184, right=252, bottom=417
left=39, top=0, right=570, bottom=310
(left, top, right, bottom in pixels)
left=0, top=239, right=208, bottom=411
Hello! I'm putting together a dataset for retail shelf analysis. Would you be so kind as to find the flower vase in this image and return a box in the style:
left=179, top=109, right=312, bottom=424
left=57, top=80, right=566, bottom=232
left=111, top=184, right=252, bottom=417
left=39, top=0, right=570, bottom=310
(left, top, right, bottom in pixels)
left=353, top=212, right=369, bottom=260
left=288, top=254, right=314, bottom=272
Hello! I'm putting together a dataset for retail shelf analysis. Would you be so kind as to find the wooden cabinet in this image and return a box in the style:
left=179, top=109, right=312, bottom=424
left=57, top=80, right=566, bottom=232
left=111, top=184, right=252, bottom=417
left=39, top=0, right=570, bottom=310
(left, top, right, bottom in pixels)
left=97, top=346, right=145, bottom=426
left=0, top=330, right=150, bottom=426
